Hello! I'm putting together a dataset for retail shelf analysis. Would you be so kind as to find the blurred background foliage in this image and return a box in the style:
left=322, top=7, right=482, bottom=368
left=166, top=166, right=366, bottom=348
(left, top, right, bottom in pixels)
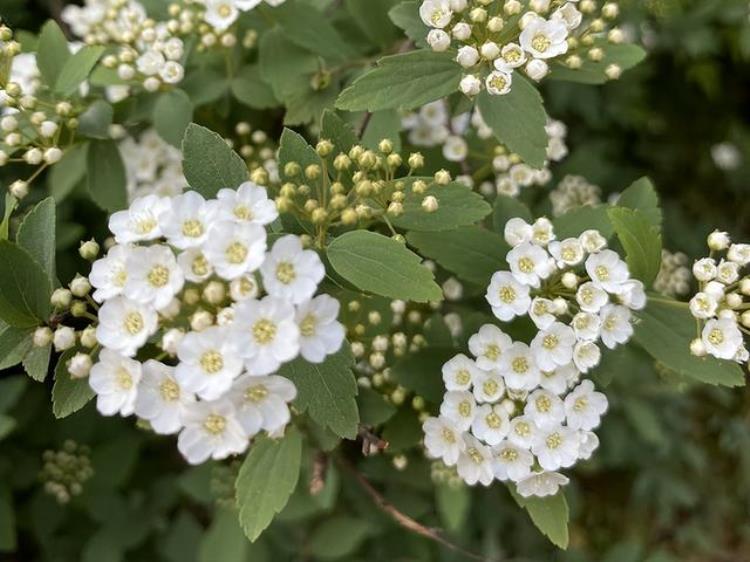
left=1, top=0, right=750, bottom=561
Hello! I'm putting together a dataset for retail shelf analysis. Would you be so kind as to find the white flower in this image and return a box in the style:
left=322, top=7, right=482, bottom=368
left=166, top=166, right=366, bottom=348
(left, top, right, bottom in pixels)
left=175, top=327, right=244, bottom=400
left=525, top=389, right=565, bottom=429
left=134, top=360, right=194, bottom=434
left=136, top=49, right=165, bottom=76
left=468, top=324, right=512, bottom=370
left=440, top=390, right=476, bottom=431
left=231, top=296, right=300, bottom=375
left=504, top=217, right=533, bottom=247
left=442, top=353, right=482, bottom=391
left=531, top=426, right=579, bottom=470
left=442, top=135, right=468, bottom=161
left=501, top=342, right=541, bottom=391
left=548, top=238, right=584, bottom=267
left=177, top=248, right=214, bottom=283
left=573, top=341, right=601, bottom=373
left=419, top=0, right=452, bottom=28
left=516, top=471, right=569, bottom=498
left=531, top=322, right=576, bottom=371
left=456, top=45, right=480, bottom=68
left=507, top=242, right=555, bottom=288
left=552, top=2, right=583, bottom=29
left=525, top=58, right=549, bottom=81
left=485, top=70, right=513, bottom=95
left=576, top=281, right=609, bottom=313
left=599, top=304, right=633, bottom=349
left=472, top=370, right=506, bottom=403
left=456, top=434, right=495, bottom=486
left=728, top=243, right=750, bottom=265
left=229, top=374, right=297, bottom=435
left=702, top=318, right=743, bottom=360
left=692, top=257, right=717, bottom=282
left=492, top=440, right=534, bottom=482
left=177, top=399, right=248, bottom=464
left=204, top=0, right=239, bottom=31
left=531, top=217, right=556, bottom=246
left=571, top=312, right=601, bottom=342
left=507, top=415, right=538, bottom=449
left=564, top=380, right=607, bottom=430
left=53, top=326, right=76, bottom=351
left=539, top=362, right=579, bottom=395
left=619, top=279, right=647, bottom=310
left=577, top=430, right=600, bottom=460
left=586, top=250, right=630, bottom=293
left=529, top=297, right=557, bottom=330
left=423, top=416, right=465, bottom=465
left=159, top=191, right=217, bottom=249
left=689, top=292, right=718, bottom=320
left=89, top=349, right=142, bottom=416
left=260, top=235, right=325, bottom=304
left=716, top=260, right=740, bottom=284
left=108, top=195, right=170, bottom=244
left=123, top=245, right=185, bottom=310
left=216, top=182, right=278, bottom=226
left=230, top=275, right=260, bottom=301
left=295, top=295, right=345, bottom=363
left=707, top=230, right=731, bottom=251
left=459, top=74, right=481, bottom=96
left=486, top=271, right=531, bottom=321
left=472, top=404, right=510, bottom=446
left=89, top=244, right=130, bottom=302
left=519, top=18, right=569, bottom=59
left=452, top=22, right=472, bottom=40
left=427, top=29, right=451, bottom=51
left=96, top=296, right=158, bottom=357
left=496, top=43, right=527, bottom=69
left=579, top=229, right=607, bottom=253
left=203, top=220, right=267, bottom=280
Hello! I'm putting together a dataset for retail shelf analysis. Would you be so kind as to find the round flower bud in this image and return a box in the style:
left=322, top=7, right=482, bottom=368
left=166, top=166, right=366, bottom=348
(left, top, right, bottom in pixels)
left=118, top=64, right=136, bottom=80
left=55, top=102, right=72, bottom=116
left=708, top=230, right=731, bottom=251
left=190, top=309, right=214, bottom=332
left=456, top=46, right=480, bottom=68
left=44, top=147, right=63, bottom=164
left=0, top=115, right=18, bottom=132
left=202, top=280, right=226, bottom=304
left=67, top=353, right=93, bottom=379
left=80, top=325, right=97, bottom=348
left=434, top=169, right=451, bottom=185
left=33, top=327, right=53, bottom=347
left=9, top=180, right=29, bottom=199
left=78, top=239, right=100, bottom=261
left=480, top=41, right=500, bottom=60
left=427, top=29, right=451, bottom=52
left=143, top=76, right=161, bottom=92
left=602, top=2, right=619, bottom=18
left=53, top=326, right=76, bottom=351
left=160, top=298, right=181, bottom=321
left=452, top=22, right=472, bottom=40
left=740, top=278, right=750, bottom=296
left=161, top=328, right=185, bottom=355
left=422, top=195, right=439, bottom=213
left=459, top=74, right=481, bottom=96
left=689, top=338, right=706, bottom=357
left=561, top=271, right=579, bottom=289
left=378, top=138, right=393, bottom=154
left=70, top=276, right=91, bottom=297
left=449, top=0, right=467, bottom=10
left=24, top=148, right=43, bottom=165
left=487, top=16, right=504, bottom=32
left=408, top=152, right=425, bottom=169
left=525, top=59, right=549, bottom=81
left=39, top=120, right=58, bottom=138
left=605, top=64, right=622, bottom=80
left=316, top=139, right=334, bottom=157
left=727, top=292, right=743, bottom=309
left=51, top=288, right=73, bottom=309
left=469, top=7, right=487, bottom=22
left=608, top=28, right=624, bottom=44
left=70, top=301, right=89, bottom=317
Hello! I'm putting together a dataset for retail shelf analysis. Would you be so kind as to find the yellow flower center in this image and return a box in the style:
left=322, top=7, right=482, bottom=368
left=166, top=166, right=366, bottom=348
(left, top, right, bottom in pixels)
left=203, top=413, right=226, bottom=435
left=147, top=264, right=170, bottom=288
left=458, top=400, right=472, bottom=418
left=160, top=378, right=180, bottom=401
left=200, top=350, right=224, bottom=374
left=546, top=432, right=562, bottom=449
left=217, top=3, right=232, bottom=18
left=499, top=286, right=516, bottom=303
left=234, top=205, right=253, bottom=221
left=489, top=74, right=507, bottom=91
left=456, top=369, right=471, bottom=386
left=252, top=319, right=277, bottom=345
left=595, top=265, right=609, bottom=281
left=536, top=395, right=551, bottom=413
left=542, top=334, right=559, bottom=350
left=501, top=447, right=518, bottom=461
left=441, top=427, right=456, bottom=443
left=135, top=218, right=156, bottom=234
left=483, top=379, right=498, bottom=397
left=518, top=256, right=535, bottom=273
left=116, top=367, right=133, bottom=390
left=181, top=219, right=204, bottom=238
left=226, top=241, right=248, bottom=264
left=531, top=33, right=551, bottom=53
left=515, top=421, right=530, bottom=437
left=124, top=312, right=144, bottom=335
left=574, top=396, right=588, bottom=412
left=511, top=356, right=529, bottom=374
left=486, top=411, right=502, bottom=429
left=236, top=276, right=256, bottom=296
left=708, top=328, right=724, bottom=345
left=276, top=261, right=296, bottom=284
left=467, top=447, right=484, bottom=464
left=192, top=254, right=209, bottom=276
left=114, top=269, right=127, bottom=287
left=245, top=384, right=268, bottom=403
left=484, top=344, right=500, bottom=360
left=299, top=314, right=316, bottom=337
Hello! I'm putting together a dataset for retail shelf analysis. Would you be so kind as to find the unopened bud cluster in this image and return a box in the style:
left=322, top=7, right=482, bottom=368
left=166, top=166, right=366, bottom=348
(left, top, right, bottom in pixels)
left=39, top=440, right=94, bottom=504
left=549, top=174, right=602, bottom=216
left=654, top=249, right=690, bottom=298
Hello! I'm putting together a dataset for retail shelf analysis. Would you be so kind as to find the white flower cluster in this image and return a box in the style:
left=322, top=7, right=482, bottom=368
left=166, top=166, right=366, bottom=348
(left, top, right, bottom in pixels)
left=200, top=0, right=286, bottom=32
left=688, top=231, right=750, bottom=364
left=654, top=249, right=690, bottom=298
left=549, top=174, right=602, bottom=216
left=63, top=0, right=186, bottom=91
left=401, top=100, right=567, bottom=197
left=423, top=322, right=608, bottom=497
left=419, top=0, right=626, bottom=97
left=85, top=185, right=346, bottom=464
left=118, top=129, right=188, bottom=201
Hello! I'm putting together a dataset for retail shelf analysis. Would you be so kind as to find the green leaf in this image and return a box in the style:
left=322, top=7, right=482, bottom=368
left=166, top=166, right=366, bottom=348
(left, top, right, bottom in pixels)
left=52, top=349, right=95, bottom=418
left=0, top=321, right=33, bottom=370
left=17, top=197, right=56, bottom=283
left=634, top=298, right=745, bottom=387
left=550, top=44, right=647, bottom=85
left=607, top=207, right=662, bottom=285
left=345, top=0, right=400, bottom=48
left=0, top=485, right=16, bottom=551
left=36, top=21, right=70, bottom=86
left=617, top=177, right=662, bottom=228
left=78, top=100, right=114, bottom=139
left=278, top=346, right=359, bottom=439
left=0, top=241, right=52, bottom=327
left=49, top=143, right=88, bottom=201
left=199, top=509, right=268, bottom=562
left=476, top=77, right=548, bottom=169
left=231, top=65, right=279, bottom=109
left=87, top=139, right=128, bottom=212
left=235, top=428, right=303, bottom=542
left=327, top=231, right=442, bottom=302
left=436, top=484, right=470, bottom=532
left=0, top=415, right=15, bottom=442
left=154, top=89, right=193, bottom=147
left=274, top=2, right=357, bottom=62
left=181, top=67, right=229, bottom=106
left=391, top=347, right=456, bottom=404
left=553, top=205, right=614, bottom=239
left=493, top=194, right=533, bottom=233
left=406, top=227, right=508, bottom=286
left=388, top=1, right=428, bottom=47
left=278, top=128, right=322, bottom=179
left=182, top=123, right=248, bottom=197
left=283, top=84, right=338, bottom=127
left=510, top=487, right=569, bottom=549
left=0, top=375, right=27, bottom=413
left=357, top=387, right=396, bottom=426
left=390, top=179, right=491, bottom=232
left=259, top=29, right=318, bottom=100
left=55, top=46, right=105, bottom=96
left=308, top=516, right=372, bottom=559
left=23, top=344, right=51, bottom=382
left=361, top=110, right=402, bottom=153
left=336, top=50, right=462, bottom=112
left=321, top=110, right=358, bottom=155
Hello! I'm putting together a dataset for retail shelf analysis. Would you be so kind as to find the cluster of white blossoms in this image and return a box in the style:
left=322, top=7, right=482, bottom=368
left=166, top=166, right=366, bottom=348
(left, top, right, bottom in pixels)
left=688, top=231, right=750, bottom=365
left=549, top=174, right=602, bottom=216
left=654, top=249, right=690, bottom=298
left=118, top=128, right=188, bottom=201
left=421, top=216, right=646, bottom=497
left=401, top=100, right=567, bottom=197
left=82, top=185, right=345, bottom=464
left=198, top=0, right=286, bottom=33
left=420, top=0, right=626, bottom=97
